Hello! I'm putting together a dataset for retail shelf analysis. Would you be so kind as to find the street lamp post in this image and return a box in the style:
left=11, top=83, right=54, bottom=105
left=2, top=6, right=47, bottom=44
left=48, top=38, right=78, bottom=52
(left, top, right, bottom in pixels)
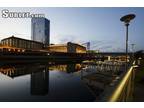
left=120, top=14, right=136, bottom=71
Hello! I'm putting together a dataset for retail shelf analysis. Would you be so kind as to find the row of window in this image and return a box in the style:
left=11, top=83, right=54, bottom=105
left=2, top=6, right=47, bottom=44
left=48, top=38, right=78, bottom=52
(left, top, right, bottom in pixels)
left=1, top=38, right=43, bottom=49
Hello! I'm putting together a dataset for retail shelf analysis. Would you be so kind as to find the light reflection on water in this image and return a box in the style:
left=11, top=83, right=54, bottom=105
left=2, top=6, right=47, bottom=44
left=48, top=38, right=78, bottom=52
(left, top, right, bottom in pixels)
left=0, top=62, right=95, bottom=102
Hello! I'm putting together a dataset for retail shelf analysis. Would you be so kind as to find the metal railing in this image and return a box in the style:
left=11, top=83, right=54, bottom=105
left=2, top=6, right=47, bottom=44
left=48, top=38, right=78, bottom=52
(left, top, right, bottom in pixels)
left=101, top=61, right=138, bottom=102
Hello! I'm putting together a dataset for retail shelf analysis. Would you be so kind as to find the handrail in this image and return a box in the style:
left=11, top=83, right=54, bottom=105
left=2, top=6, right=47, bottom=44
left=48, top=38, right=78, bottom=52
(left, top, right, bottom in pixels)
left=108, top=61, right=137, bottom=101
left=108, top=66, right=133, bottom=101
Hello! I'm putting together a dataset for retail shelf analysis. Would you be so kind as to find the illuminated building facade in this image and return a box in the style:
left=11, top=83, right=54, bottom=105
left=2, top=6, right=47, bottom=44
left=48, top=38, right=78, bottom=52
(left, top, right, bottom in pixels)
left=49, top=44, right=67, bottom=53
left=31, top=17, right=50, bottom=46
left=1, top=36, right=43, bottom=50
left=1, top=36, right=86, bottom=53
left=49, top=42, right=86, bottom=53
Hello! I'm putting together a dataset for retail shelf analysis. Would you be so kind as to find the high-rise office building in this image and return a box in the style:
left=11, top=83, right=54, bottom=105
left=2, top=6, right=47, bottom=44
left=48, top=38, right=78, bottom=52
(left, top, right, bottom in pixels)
left=31, top=17, right=50, bottom=46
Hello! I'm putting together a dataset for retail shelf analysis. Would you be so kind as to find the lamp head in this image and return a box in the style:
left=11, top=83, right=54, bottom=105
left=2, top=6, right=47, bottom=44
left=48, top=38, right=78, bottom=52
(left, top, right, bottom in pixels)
left=120, top=14, right=136, bottom=25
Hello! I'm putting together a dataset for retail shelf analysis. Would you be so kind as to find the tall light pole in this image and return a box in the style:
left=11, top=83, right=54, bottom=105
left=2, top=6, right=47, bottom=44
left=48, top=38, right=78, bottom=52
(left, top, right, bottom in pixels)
left=120, top=14, right=136, bottom=71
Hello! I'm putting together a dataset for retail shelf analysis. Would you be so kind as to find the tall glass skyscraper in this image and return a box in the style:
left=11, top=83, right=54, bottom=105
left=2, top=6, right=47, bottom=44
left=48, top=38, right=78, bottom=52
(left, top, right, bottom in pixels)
left=31, top=17, right=50, bottom=46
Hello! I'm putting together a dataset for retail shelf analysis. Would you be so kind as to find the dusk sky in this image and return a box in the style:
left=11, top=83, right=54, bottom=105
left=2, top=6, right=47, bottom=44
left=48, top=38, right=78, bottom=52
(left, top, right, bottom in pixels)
left=0, top=7, right=143, bottom=52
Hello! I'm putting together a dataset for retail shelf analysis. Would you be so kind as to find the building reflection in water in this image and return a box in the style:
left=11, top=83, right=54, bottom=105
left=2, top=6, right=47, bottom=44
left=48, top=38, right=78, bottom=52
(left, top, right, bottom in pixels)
left=49, top=63, right=82, bottom=73
left=31, top=66, right=49, bottom=95
left=67, top=64, right=76, bottom=73
left=0, top=62, right=82, bottom=96
left=0, top=64, right=49, bottom=96
left=0, top=62, right=97, bottom=102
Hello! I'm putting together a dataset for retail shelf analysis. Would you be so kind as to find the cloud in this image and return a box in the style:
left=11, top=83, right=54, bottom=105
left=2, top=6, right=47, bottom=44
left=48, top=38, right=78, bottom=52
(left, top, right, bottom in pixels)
left=51, top=34, right=126, bottom=52
left=51, top=34, right=84, bottom=44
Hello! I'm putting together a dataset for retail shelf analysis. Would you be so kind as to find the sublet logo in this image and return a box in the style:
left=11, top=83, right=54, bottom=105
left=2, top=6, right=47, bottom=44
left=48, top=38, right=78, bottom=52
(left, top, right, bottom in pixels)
left=1, top=9, right=45, bottom=18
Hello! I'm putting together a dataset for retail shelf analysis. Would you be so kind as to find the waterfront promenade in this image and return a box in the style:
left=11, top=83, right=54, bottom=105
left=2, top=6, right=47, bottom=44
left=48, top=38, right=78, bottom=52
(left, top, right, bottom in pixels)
left=134, top=60, right=144, bottom=101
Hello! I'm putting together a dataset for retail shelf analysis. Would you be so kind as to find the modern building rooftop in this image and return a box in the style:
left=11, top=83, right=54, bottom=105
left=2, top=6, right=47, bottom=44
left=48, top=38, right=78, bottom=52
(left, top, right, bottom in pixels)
left=1, top=35, right=43, bottom=45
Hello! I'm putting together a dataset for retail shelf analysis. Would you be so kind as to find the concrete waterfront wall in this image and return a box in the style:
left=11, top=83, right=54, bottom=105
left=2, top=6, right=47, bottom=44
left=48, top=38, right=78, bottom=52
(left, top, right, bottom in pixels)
left=100, top=61, right=137, bottom=102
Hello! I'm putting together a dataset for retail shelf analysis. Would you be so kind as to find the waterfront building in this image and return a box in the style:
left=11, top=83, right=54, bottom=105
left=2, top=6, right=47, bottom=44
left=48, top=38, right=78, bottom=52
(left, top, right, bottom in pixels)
left=0, top=36, right=86, bottom=53
left=48, top=42, right=86, bottom=53
left=1, top=36, right=44, bottom=50
left=31, top=17, right=50, bottom=46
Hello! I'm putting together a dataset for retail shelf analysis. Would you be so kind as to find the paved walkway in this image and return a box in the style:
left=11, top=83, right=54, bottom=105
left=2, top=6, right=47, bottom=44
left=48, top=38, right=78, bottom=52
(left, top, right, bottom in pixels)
left=133, top=61, right=144, bottom=101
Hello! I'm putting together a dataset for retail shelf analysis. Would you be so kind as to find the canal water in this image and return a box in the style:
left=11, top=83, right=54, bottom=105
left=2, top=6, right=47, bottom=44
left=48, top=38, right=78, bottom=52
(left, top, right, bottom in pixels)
left=0, top=62, right=95, bottom=102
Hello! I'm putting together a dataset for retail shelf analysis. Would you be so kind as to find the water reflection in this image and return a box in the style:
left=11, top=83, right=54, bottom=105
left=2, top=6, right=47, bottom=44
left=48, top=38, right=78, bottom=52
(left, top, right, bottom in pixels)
left=0, top=62, right=95, bottom=102
left=31, top=66, right=49, bottom=95
left=0, top=64, right=50, bottom=95
left=49, top=63, right=82, bottom=73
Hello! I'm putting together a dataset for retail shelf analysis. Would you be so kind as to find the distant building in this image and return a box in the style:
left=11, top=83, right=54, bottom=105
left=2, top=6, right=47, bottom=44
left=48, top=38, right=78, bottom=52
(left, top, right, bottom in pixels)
left=48, top=42, right=86, bottom=53
left=1, top=36, right=44, bottom=50
left=67, top=42, right=77, bottom=53
left=31, top=17, right=50, bottom=46
left=0, top=36, right=86, bottom=53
